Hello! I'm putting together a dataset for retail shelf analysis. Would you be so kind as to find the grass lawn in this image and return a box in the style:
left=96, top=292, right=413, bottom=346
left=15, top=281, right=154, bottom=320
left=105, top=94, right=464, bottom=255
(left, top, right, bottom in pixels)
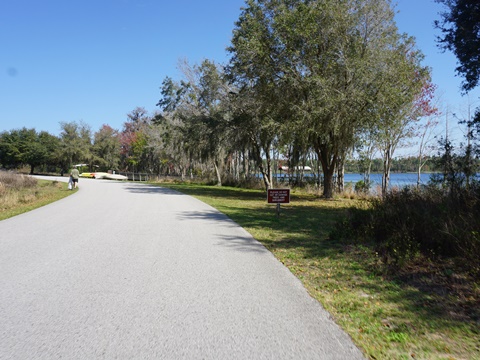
left=0, top=178, right=75, bottom=221
left=157, top=182, right=479, bottom=360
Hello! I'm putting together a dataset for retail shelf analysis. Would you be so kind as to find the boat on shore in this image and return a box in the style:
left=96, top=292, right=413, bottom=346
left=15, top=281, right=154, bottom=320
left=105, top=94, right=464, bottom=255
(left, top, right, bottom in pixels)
left=79, top=172, right=127, bottom=180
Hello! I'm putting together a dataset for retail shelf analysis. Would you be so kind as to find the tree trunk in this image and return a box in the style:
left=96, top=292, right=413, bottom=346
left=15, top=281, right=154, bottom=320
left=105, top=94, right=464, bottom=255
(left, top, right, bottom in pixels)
left=323, top=166, right=336, bottom=199
left=256, top=150, right=271, bottom=190
left=417, top=153, right=422, bottom=188
left=315, top=144, right=337, bottom=199
left=364, top=160, right=372, bottom=187
left=214, top=159, right=222, bottom=186
left=382, top=148, right=392, bottom=197
left=336, top=157, right=345, bottom=193
left=234, top=151, right=240, bottom=181
left=242, top=149, right=249, bottom=180
left=263, top=149, right=273, bottom=190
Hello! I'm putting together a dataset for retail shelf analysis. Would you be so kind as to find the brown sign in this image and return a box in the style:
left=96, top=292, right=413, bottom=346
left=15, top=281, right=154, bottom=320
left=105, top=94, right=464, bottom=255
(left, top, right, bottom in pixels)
left=267, top=189, right=290, bottom=204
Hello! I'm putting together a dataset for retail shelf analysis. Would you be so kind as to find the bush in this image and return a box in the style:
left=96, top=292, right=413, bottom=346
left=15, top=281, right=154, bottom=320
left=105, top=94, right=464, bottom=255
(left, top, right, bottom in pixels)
left=334, top=184, right=480, bottom=273
left=354, top=180, right=370, bottom=194
left=0, top=171, right=40, bottom=210
left=0, top=170, right=38, bottom=189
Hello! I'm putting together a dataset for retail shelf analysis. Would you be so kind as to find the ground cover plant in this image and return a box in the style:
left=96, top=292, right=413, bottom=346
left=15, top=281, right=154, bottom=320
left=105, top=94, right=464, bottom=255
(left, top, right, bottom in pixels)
left=157, top=181, right=479, bottom=360
left=0, top=171, right=74, bottom=220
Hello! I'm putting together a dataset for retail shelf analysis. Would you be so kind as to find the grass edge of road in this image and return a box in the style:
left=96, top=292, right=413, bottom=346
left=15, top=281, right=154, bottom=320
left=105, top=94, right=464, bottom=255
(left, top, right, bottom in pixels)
left=157, top=182, right=479, bottom=360
left=0, top=178, right=75, bottom=221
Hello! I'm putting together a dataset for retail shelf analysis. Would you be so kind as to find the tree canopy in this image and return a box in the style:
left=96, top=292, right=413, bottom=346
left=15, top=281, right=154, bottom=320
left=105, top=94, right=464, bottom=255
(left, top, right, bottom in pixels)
left=227, top=0, right=430, bottom=196
left=435, top=0, right=480, bottom=93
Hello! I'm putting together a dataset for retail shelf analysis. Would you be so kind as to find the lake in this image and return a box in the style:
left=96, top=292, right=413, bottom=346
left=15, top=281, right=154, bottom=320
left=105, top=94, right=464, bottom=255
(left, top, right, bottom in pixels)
left=273, top=172, right=436, bottom=189
left=343, top=173, right=433, bottom=187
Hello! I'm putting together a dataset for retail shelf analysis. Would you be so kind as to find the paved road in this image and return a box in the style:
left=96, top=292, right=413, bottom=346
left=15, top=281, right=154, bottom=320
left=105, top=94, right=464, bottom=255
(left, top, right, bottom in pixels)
left=0, top=177, right=364, bottom=359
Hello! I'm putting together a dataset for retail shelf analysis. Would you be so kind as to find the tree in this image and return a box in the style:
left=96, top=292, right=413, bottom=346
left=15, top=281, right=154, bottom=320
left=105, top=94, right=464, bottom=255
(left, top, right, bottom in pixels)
left=374, top=51, right=433, bottom=196
left=435, top=0, right=480, bottom=93
left=355, top=131, right=378, bottom=190
left=413, top=86, right=442, bottom=187
left=228, top=0, right=428, bottom=197
left=227, top=0, right=292, bottom=190
left=416, top=116, right=441, bottom=186
left=37, top=131, right=61, bottom=172
left=0, top=128, right=58, bottom=174
left=157, top=60, right=232, bottom=185
left=455, top=97, right=480, bottom=189
left=58, top=121, right=92, bottom=172
left=435, top=0, right=480, bottom=189
left=227, top=86, right=281, bottom=190
left=92, top=125, right=121, bottom=171
left=119, top=107, right=152, bottom=173
left=0, top=130, right=23, bottom=169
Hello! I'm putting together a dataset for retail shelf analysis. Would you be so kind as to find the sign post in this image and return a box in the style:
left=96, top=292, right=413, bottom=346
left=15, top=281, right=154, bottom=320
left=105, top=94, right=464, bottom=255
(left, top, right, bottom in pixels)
left=267, top=189, right=290, bottom=217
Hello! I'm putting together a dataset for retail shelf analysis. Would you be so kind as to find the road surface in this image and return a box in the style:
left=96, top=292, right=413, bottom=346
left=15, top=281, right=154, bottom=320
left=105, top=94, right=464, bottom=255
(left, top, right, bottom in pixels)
left=0, top=177, right=364, bottom=359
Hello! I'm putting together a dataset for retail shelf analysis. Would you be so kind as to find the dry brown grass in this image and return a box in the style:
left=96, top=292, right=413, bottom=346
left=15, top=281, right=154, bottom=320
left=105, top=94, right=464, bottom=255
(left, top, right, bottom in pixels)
left=0, top=171, right=38, bottom=189
left=0, top=172, right=72, bottom=219
left=0, top=171, right=39, bottom=210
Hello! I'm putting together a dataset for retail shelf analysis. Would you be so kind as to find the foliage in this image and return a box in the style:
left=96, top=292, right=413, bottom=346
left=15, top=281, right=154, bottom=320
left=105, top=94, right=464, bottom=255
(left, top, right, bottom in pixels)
left=0, top=128, right=59, bottom=174
left=432, top=132, right=480, bottom=191
left=157, top=59, right=234, bottom=185
left=227, top=0, right=430, bottom=197
left=435, top=0, right=480, bottom=93
left=119, top=107, right=152, bottom=172
left=58, top=121, right=93, bottom=172
left=335, top=184, right=480, bottom=274
left=92, top=125, right=121, bottom=171
left=354, top=180, right=370, bottom=194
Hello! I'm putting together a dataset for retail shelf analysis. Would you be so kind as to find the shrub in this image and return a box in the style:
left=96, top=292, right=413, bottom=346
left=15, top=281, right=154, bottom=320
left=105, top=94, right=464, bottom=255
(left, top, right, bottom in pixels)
left=0, top=170, right=38, bottom=189
left=334, top=184, right=480, bottom=273
left=354, top=180, right=370, bottom=194
left=0, top=171, right=40, bottom=210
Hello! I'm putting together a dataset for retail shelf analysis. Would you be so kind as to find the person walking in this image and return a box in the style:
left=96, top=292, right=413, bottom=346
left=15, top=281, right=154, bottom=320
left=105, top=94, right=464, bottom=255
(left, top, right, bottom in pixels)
left=70, top=167, right=80, bottom=189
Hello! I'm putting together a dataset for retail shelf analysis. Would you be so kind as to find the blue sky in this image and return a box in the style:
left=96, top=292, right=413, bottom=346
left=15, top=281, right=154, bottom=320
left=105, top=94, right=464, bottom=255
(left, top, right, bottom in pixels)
left=1, top=0, right=478, bottom=146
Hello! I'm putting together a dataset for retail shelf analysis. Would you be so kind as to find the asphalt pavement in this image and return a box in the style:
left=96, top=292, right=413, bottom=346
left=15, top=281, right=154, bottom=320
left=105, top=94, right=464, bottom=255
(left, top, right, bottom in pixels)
left=0, top=176, right=364, bottom=359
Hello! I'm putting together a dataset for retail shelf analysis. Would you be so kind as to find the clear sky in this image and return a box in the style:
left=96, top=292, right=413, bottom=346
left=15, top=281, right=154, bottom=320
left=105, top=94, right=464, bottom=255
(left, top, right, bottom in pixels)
left=1, top=0, right=478, bottom=145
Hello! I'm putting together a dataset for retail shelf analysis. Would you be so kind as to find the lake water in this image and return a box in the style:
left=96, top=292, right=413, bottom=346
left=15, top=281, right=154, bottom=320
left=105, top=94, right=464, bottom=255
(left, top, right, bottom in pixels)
left=343, top=173, right=433, bottom=187
left=274, top=172, right=479, bottom=190
left=274, top=172, right=435, bottom=188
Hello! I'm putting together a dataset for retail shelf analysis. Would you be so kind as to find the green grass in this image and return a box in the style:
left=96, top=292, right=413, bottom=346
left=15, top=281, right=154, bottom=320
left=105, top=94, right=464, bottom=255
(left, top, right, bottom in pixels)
left=0, top=179, right=76, bottom=221
left=157, top=182, right=480, bottom=360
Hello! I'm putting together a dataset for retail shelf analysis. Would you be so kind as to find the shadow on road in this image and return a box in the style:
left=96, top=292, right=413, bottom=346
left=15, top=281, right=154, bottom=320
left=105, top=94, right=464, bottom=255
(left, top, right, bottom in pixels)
left=123, top=184, right=268, bottom=254
left=177, top=209, right=231, bottom=222
left=123, top=185, right=185, bottom=195
left=177, top=210, right=267, bottom=253
left=214, top=234, right=268, bottom=253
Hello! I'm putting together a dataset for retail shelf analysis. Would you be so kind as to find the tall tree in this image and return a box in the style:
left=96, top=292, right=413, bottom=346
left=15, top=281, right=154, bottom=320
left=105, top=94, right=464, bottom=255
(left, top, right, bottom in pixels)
left=58, top=121, right=92, bottom=172
left=227, top=0, right=305, bottom=190
left=92, top=125, right=121, bottom=171
left=228, top=0, right=428, bottom=197
left=157, top=60, right=232, bottom=185
left=435, top=0, right=480, bottom=93
left=120, top=107, right=151, bottom=172
left=436, top=0, right=480, bottom=186
left=38, top=131, right=61, bottom=172
left=375, top=68, right=435, bottom=196
left=0, top=128, right=58, bottom=174
left=0, top=130, right=23, bottom=169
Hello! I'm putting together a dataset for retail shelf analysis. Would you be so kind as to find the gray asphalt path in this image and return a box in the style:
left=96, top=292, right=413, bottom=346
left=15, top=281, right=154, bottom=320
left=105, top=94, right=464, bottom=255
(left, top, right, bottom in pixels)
left=0, top=177, right=364, bottom=359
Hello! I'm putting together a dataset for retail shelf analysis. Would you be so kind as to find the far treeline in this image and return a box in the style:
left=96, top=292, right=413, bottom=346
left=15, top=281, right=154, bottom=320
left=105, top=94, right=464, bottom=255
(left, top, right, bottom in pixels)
left=1, top=0, right=479, bottom=199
